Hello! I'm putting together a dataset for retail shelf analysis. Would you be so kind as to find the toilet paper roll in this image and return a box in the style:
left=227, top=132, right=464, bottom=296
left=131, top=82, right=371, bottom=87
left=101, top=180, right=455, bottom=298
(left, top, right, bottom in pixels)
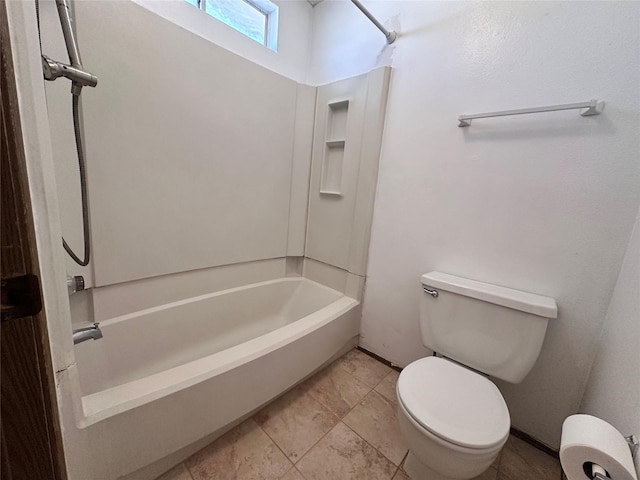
left=560, top=414, right=638, bottom=480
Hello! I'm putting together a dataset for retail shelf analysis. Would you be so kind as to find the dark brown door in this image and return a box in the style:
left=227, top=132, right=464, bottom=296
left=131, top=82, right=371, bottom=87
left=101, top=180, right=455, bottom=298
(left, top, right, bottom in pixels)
left=1, top=4, right=66, bottom=479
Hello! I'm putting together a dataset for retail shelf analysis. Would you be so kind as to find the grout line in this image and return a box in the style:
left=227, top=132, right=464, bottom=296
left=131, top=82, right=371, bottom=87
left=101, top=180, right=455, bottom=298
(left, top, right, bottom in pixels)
left=195, top=349, right=403, bottom=479
left=168, top=461, right=193, bottom=480
left=392, top=450, right=410, bottom=479
left=344, top=348, right=395, bottom=390
left=292, top=363, right=394, bottom=471
left=309, top=361, right=375, bottom=420
left=253, top=376, right=355, bottom=469
left=291, top=419, right=340, bottom=467
left=182, top=454, right=194, bottom=479
left=185, top=462, right=195, bottom=480
left=400, top=449, right=409, bottom=466
left=258, top=421, right=296, bottom=472
left=281, top=465, right=308, bottom=480
left=337, top=353, right=408, bottom=468
left=340, top=420, right=406, bottom=471
left=373, top=370, right=398, bottom=397
left=252, top=397, right=305, bottom=469
left=257, top=352, right=370, bottom=471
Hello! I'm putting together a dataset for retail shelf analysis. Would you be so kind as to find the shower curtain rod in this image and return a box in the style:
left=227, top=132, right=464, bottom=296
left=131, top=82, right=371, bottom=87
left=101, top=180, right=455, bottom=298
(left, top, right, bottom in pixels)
left=350, top=0, right=397, bottom=44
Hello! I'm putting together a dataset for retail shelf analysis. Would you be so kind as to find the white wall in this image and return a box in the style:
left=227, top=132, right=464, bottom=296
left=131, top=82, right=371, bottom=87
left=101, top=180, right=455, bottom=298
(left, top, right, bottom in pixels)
left=39, top=0, right=312, bottom=287
left=310, top=0, right=640, bottom=448
left=308, top=0, right=395, bottom=85
left=580, top=208, right=640, bottom=459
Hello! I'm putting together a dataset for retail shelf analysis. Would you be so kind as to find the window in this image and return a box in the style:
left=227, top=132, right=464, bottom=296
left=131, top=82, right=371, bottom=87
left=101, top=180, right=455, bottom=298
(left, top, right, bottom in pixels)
left=186, top=0, right=279, bottom=51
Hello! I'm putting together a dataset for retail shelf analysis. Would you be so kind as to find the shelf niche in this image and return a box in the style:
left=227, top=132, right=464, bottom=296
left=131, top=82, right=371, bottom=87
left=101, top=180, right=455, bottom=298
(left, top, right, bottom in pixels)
left=320, top=100, right=349, bottom=196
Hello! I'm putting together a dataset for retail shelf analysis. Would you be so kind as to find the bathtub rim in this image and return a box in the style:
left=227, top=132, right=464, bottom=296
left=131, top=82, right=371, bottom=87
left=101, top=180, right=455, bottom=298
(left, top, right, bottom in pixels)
left=95, top=276, right=338, bottom=329
left=76, top=277, right=358, bottom=428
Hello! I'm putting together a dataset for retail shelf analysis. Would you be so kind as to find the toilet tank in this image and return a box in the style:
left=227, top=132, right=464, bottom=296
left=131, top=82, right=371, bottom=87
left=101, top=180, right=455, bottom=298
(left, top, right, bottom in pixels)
left=420, top=272, right=557, bottom=383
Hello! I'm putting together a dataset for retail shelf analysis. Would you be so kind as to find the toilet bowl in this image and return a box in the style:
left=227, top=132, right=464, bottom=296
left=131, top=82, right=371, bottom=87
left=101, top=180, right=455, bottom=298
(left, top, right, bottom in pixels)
left=396, top=356, right=510, bottom=479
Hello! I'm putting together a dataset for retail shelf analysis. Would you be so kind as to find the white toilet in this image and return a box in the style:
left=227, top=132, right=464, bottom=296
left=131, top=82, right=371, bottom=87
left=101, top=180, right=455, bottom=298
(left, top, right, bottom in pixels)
left=396, top=272, right=557, bottom=480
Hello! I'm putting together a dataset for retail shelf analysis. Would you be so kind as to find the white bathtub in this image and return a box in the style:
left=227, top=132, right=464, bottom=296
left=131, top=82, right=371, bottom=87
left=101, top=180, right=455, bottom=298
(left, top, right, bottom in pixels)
left=71, top=277, right=360, bottom=479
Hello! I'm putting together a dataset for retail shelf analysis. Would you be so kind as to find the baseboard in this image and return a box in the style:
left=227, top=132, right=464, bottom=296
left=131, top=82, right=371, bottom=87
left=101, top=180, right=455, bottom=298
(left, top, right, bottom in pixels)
left=357, top=346, right=402, bottom=372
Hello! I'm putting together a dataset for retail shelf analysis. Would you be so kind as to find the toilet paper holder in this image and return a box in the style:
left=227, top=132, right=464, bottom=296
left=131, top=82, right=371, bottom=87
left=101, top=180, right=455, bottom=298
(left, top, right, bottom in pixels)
left=626, top=434, right=639, bottom=459
left=585, top=462, right=610, bottom=480
left=585, top=437, right=639, bottom=480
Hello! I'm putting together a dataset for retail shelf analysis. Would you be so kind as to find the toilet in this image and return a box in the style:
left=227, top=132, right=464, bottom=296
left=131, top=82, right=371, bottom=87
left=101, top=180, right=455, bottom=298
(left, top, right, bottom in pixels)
left=396, top=272, right=558, bottom=480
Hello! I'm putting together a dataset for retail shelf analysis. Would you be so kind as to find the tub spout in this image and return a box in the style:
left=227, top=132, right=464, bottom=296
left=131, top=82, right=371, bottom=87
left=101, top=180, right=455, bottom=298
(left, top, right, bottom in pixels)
left=73, top=323, right=103, bottom=345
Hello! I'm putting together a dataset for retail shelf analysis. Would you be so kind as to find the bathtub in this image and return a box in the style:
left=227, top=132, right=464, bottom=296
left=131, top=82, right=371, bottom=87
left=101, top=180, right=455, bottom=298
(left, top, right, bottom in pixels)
left=70, top=277, right=360, bottom=479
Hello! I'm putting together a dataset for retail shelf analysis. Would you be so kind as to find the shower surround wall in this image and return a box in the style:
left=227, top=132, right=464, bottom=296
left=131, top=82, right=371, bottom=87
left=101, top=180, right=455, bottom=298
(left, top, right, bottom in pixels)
left=309, top=0, right=640, bottom=449
left=40, top=0, right=313, bottom=289
left=305, top=67, right=391, bottom=288
left=23, top=1, right=389, bottom=479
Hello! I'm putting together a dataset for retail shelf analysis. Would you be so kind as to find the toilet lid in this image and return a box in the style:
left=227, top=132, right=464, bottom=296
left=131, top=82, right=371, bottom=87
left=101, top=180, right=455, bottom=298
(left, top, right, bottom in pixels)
left=397, top=356, right=510, bottom=449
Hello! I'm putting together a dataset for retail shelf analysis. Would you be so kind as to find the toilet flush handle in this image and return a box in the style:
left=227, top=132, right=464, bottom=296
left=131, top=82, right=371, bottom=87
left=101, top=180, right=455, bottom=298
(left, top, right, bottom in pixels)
left=423, top=286, right=439, bottom=298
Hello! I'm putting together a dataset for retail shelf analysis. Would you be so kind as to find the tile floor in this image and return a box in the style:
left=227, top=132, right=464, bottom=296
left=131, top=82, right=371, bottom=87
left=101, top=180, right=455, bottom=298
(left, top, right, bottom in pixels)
left=157, top=349, right=563, bottom=480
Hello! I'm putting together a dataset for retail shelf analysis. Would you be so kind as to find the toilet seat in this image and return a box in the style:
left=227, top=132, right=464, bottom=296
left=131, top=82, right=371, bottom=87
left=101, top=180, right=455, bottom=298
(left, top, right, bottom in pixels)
left=397, top=356, right=510, bottom=450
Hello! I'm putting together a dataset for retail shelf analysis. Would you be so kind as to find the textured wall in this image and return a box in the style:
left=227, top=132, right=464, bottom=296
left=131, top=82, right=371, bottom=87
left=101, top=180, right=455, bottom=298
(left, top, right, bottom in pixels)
left=580, top=208, right=640, bottom=453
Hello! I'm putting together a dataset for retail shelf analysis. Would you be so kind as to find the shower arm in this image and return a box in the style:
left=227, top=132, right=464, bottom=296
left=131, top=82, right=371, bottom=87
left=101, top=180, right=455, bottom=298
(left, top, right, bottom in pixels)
left=41, top=0, right=97, bottom=95
left=350, top=0, right=397, bottom=44
left=55, top=0, right=82, bottom=67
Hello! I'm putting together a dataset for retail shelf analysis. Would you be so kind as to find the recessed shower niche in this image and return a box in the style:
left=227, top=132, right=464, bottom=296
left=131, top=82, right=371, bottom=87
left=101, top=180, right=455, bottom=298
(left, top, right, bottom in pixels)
left=307, top=67, right=391, bottom=274
left=321, top=99, right=350, bottom=195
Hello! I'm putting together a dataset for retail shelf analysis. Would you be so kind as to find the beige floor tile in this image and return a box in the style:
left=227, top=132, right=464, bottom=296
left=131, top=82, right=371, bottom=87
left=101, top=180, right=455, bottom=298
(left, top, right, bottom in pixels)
left=473, top=467, right=498, bottom=480
left=280, top=467, right=306, bottom=480
left=335, top=349, right=391, bottom=388
left=497, top=435, right=560, bottom=480
left=254, top=386, right=339, bottom=462
left=157, top=463, right=192, bottom=480
left=301, top=362, right=371, bottom=418
left=296, top=422, right=397, bottom=480
left=343, top=390, right=408, bottom=466
left=492, top=449, right=502, bottom=469
left=392, top=468, right=410, bottom=480
left=374, top=370, right=400, bottom=405
left=186, top=419, right=292, bottom=480
left=394, top=464, right=497, bottom=480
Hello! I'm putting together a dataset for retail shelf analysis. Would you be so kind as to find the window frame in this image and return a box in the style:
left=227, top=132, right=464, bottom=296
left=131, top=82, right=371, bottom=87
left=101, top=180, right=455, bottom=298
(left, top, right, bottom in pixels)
left=193, top=0, right=279, bottom=51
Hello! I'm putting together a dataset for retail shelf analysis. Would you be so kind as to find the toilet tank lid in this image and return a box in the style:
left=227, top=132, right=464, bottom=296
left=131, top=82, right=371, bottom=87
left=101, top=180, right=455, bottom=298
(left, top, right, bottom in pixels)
left=421, top=272, right=558, bottom=319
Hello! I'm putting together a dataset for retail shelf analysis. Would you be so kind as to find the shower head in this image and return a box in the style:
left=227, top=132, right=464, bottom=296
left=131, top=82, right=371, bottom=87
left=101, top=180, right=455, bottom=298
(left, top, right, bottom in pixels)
left=42, top=55, right=97, bottom=92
